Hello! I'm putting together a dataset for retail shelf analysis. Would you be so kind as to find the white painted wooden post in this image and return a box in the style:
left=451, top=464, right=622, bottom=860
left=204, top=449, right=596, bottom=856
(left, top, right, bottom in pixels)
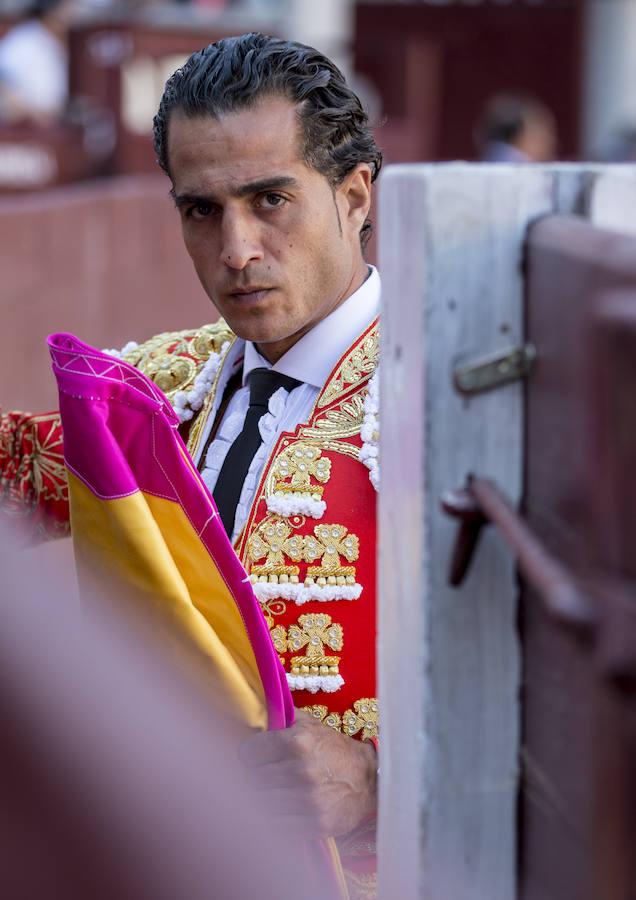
left=376, top=163, right=635, bottom=900
left=582, top=0, right=636, bottom=158
left=587, top=169, right=636, bottom=236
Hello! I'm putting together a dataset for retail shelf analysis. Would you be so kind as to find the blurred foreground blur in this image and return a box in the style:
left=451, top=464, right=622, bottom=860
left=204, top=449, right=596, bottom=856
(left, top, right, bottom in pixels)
left=0, top=522, right=330, bottom=900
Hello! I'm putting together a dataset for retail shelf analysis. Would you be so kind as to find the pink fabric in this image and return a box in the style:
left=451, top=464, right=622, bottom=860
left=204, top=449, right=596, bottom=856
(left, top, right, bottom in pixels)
left=48, top=332, right=293, bottom=731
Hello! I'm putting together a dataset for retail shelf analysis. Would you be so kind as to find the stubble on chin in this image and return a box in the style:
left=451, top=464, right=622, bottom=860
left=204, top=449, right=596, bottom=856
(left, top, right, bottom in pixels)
left=218, top=311, right=286, bottom=346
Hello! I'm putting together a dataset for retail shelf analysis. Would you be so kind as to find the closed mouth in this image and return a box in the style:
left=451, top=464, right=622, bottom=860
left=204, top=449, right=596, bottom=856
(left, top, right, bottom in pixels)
left=230, top=286, right=272, bottom=296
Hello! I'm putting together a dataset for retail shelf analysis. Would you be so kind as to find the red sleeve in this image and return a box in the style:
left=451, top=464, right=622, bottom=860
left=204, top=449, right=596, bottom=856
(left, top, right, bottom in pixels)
left=0, top=410, right=70, bottom=542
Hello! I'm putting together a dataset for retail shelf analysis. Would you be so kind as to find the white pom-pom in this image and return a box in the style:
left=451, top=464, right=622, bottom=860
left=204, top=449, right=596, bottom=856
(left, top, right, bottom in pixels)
left=172, top=342, right=230, bottom=423
left=359, top=369, right=380, bottom=491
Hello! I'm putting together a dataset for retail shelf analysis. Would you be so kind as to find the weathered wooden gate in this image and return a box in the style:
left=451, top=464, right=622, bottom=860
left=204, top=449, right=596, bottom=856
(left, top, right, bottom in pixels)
left=521, top=212, right=636, bottom=900
left=378, top=165, right=636, bottom=900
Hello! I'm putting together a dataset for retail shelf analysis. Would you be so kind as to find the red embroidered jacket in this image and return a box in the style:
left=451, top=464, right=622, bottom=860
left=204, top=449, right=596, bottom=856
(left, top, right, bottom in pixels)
left=0, top=319, right=380, bottom=899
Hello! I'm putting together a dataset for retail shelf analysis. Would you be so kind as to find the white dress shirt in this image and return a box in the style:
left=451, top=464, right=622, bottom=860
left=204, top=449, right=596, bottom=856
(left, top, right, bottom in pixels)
left=196, top=266, right=381, bottom=542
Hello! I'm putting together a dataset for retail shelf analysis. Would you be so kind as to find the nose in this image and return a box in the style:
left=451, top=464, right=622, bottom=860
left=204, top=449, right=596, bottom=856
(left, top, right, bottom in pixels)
left=219, top=210, right=264, bottom=270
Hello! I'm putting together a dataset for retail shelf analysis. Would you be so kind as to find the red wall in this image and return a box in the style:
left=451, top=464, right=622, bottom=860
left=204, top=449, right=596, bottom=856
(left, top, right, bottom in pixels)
left=355, top=1, right=583, bottom=164
left=0, top=175, right=214, bottom=412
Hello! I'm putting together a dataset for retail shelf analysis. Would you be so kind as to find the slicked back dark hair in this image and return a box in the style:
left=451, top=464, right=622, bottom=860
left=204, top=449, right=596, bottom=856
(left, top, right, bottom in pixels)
left=153, top=33, right=382, bottom=247
left=26, top=0, right=67, bottom=18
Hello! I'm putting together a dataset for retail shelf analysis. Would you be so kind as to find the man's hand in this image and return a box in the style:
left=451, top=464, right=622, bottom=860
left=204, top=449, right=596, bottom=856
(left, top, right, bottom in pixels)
left=239, top=709, right=378, bottom=837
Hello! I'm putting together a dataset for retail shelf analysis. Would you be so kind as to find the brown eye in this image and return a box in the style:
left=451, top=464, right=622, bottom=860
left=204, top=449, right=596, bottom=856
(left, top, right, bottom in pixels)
left=260, top=193, right=286, bottom=209
left=191, top=202, right=213, bottom=220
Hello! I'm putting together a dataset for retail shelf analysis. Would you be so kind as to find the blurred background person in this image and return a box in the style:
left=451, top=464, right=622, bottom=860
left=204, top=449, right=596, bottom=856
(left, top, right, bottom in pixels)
left=0, top=0, right=80, bottom=125
left=475, top=92, right=558, bottom=164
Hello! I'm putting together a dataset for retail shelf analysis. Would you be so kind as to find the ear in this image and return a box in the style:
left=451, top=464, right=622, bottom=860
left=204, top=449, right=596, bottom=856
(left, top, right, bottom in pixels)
left=338, top=164, right=373, bottom=238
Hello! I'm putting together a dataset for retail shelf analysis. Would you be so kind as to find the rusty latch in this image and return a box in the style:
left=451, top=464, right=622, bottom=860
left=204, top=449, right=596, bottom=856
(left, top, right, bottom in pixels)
left=441, top=477, right=636, bottom=688
left=453, top=343, right=536, bottom=395
left=441, top=475, right=598, bottom=630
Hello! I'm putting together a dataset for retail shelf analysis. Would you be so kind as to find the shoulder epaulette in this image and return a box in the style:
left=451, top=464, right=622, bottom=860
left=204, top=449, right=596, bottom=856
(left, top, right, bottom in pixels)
left=120, top=320, right=235, bottom=400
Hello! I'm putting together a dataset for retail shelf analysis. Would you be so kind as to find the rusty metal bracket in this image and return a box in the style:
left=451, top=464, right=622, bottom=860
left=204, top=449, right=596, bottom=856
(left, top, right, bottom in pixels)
left=453, top=343, right=536, bottom=396
left=441, top=475, right=598, bottom=630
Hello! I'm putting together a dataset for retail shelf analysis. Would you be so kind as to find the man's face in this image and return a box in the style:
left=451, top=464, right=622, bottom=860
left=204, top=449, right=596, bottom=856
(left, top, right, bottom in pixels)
left=167, top=97, right=370, bottom=361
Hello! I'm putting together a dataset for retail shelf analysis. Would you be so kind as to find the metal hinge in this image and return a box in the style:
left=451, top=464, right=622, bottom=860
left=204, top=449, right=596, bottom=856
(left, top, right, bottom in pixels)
left=453, top=343, right=536, bottom=396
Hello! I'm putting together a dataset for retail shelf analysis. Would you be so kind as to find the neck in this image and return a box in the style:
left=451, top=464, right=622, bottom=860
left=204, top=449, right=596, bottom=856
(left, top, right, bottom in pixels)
left=256, top=259, right=369, bottom=364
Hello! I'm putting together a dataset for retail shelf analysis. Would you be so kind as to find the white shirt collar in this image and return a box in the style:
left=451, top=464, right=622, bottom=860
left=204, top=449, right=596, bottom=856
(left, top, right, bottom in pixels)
left=242, top=265, right=380, bottom=389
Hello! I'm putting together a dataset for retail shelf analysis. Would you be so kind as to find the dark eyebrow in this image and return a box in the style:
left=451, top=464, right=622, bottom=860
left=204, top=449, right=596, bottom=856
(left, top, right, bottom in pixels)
left=171, top=175, right=299, bottom=208
left=234, top=175, right=299, bottom=198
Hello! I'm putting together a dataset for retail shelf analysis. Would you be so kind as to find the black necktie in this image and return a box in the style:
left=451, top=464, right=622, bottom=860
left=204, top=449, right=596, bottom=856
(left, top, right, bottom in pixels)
left=213, top=367, right=301, bottom=537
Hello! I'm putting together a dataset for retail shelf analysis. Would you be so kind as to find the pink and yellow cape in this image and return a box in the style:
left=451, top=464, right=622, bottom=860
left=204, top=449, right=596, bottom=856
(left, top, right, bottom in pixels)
left=48, top=333, right=347, bottom=896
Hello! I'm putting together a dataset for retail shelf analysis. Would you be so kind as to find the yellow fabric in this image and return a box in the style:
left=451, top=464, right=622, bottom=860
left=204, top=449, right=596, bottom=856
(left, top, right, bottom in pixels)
left=68, top=471, right=266, bottom=730
left=69, top=470, right=349, bottom=897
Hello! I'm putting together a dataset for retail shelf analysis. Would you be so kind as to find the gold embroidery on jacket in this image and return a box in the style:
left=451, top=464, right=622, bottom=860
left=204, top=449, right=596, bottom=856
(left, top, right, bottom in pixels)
left=270, top=442, right=331, bottom=498
left=303, top=524, right=359, bottom=585
left=187, top=336, right=237, bottom=459
left=246, top=514, right=363, bottom=602
left=0, top=412, right=68, bottom=509
left=288, top=613, right=343, bottom=677
left=261, top=599, right=288, bottom=665
left=247, top=519, right=302, bottom=582
left=299, top=394, right=365, bottom=446
left=268, top=623, right=288, bottom=666
left=342, top=699, right=379, bottom=741
left=317, top=329, right=379, bottom=409
left=233, top=323, right=379, bottom=567
left=121, top=321, right=234, bottom=402
left=191, top=324, right=234, bottom=359
left=299, top=700, right=380, bottom=742
left=302, top=705, right=343, bottom=731
left=260, top=596, right=287, bottom=624
left=29, top=416, right=67, bottom=503
left=142, top=354, right=197, bottom=395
